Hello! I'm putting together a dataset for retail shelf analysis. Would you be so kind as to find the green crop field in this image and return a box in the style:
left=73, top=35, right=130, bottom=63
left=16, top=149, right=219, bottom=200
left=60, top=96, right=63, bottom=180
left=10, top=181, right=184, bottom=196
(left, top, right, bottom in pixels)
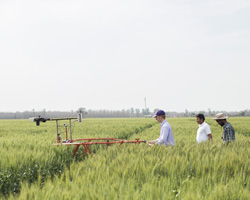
left=1, top=117, right=250, bottom=199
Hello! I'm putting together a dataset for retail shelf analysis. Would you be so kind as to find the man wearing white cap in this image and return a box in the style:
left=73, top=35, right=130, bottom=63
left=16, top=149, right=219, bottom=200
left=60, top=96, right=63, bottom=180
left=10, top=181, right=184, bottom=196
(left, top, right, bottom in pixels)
left=147, top=110, right=175, bottom=146
left=212, top=113, right=235, bottom=143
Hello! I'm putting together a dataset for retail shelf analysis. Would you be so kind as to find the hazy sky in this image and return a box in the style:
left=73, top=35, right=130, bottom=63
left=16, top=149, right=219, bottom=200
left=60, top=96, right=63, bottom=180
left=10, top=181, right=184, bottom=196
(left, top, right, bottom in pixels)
left=1, top=0, right=250, bottom=112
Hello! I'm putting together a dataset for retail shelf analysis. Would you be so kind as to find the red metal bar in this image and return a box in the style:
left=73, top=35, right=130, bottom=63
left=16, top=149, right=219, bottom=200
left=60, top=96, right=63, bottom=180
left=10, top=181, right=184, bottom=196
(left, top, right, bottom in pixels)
left=72, top=145, right=80, bottom=158
left=70, top=137, right=119, bottom=142
left=82, top=144, right=92, bottom=158
left=71, top=140, right=145, bottom=158
left=60, top=140, right=145, bottom=146
left=65, top=126, right=68, bottom=141
left=54, top=138, right=146, bottom=158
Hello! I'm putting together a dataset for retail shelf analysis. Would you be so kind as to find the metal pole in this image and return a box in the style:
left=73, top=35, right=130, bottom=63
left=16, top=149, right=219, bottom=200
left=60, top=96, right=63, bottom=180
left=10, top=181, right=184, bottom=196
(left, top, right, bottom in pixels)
left=56, top=120, right=59, bottom=142
left=70, top=119, right=72, bottom=140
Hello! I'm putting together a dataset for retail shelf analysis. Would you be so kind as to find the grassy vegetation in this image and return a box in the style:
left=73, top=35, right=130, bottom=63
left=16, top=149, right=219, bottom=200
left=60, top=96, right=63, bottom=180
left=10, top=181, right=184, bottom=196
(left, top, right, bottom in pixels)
left=0, top=118, right=156, bottom=198
left=1, top=117, right=250, bottom=199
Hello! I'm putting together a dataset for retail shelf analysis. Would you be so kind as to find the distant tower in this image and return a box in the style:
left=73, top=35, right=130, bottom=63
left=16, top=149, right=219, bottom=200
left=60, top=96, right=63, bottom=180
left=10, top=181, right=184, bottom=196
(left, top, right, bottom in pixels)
left=144, top=97, right=148, bottom=115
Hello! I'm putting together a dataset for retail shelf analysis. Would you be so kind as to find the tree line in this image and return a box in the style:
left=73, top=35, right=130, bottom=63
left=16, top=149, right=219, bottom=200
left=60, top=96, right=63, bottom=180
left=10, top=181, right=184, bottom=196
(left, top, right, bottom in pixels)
left=0, top=108, right=249, bottom=119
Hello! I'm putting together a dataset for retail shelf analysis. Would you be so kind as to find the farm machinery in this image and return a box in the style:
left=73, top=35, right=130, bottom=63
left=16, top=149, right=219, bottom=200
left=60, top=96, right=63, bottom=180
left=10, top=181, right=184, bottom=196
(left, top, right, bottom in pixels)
left=29, top=114, right=146, bottom=158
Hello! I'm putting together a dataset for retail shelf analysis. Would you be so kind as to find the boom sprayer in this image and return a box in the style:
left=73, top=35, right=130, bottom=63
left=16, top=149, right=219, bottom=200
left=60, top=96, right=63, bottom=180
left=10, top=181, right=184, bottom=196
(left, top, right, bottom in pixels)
left=29, top=113, right=146, bottom=158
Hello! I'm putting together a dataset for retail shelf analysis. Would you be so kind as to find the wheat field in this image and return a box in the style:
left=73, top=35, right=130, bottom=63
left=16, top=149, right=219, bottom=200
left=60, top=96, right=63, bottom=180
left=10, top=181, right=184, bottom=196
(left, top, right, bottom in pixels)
left=0, top=117, right=249, bottom=199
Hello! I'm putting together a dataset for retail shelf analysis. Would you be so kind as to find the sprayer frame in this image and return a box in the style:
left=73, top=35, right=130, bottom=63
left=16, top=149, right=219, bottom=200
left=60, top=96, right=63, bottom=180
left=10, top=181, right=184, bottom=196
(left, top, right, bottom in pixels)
left=30, top=114, right=146, bottom=158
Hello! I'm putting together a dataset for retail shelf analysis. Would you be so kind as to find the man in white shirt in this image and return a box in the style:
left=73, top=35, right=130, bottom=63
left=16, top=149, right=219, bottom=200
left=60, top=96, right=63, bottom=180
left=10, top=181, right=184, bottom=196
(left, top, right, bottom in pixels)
left=196, top=113, right=212, bottom=143
left=147, top=110, right=175, bottom=146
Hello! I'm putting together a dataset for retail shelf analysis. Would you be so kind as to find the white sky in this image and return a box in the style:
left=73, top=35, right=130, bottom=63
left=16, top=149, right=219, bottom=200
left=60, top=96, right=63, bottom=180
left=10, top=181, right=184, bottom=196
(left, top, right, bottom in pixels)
left=0, top=0, right=250, bottom=112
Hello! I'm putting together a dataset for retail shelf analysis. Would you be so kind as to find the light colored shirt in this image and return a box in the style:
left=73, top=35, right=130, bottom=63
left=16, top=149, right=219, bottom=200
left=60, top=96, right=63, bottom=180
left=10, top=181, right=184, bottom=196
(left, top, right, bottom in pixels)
left=196, top=122, right=211, bottom=143
left=156, top=119, right=175, bottom=146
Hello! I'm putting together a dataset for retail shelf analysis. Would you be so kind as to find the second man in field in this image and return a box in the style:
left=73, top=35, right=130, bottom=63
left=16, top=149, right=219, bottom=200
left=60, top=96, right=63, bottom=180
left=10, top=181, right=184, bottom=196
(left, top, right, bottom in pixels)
left=196, top=113, right=212, bottom=143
